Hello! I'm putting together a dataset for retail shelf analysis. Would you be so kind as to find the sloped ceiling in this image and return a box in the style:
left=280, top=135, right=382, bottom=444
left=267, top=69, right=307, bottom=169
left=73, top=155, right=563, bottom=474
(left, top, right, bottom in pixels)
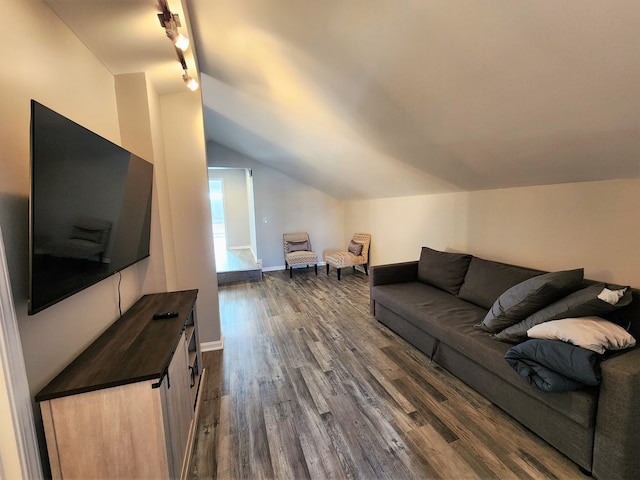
left=45, top=1, right=639, bottom=200
left=189, top=0, right=640, bottom=199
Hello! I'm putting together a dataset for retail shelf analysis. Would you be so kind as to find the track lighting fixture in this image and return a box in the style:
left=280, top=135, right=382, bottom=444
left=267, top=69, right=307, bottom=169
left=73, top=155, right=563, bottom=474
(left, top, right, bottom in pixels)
left=157, top=0, right=198, bottom=90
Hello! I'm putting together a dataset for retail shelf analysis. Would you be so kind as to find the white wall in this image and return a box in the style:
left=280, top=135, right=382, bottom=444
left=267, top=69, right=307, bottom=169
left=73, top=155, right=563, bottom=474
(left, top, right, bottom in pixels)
left=160, top=94, right=220, bottom=344
left=345, top=179, right=640, bottom=286
left=0, top=3, right=136, bottom=477
left=207, top=142, right=345, bottom=268
left=115, top=73, right=169, bottom=295
left=1, top=0, right=147, bottom=399
left=0, top=2, right=221, bottom=476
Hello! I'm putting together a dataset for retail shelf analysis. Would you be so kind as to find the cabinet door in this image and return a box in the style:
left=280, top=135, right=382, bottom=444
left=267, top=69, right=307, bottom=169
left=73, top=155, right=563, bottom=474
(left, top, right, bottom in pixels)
left=162, top=331, right=194, bottom=479
left=41, top=381, right=170, bottom=479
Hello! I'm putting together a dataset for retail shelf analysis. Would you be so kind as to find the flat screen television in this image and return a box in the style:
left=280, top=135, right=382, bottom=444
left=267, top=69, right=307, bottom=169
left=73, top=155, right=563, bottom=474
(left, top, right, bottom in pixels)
left=29, top=100, right=153, bottom=314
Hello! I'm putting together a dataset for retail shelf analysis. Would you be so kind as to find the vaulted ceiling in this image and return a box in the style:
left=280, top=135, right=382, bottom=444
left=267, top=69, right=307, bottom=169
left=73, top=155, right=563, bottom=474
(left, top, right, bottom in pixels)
left=47, top=1, right=640, bottom=200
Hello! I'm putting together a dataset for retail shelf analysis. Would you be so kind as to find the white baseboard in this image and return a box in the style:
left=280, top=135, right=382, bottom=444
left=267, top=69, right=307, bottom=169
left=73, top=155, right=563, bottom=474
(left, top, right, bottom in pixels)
left=201, top=336, right=224, bottom=352
left=262, top=265, right=285, bottom=272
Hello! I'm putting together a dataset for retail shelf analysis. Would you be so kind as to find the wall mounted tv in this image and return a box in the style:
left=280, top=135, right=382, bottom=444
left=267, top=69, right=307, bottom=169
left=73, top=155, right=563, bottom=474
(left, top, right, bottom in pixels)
left=29, top=100, right=153, bottom=314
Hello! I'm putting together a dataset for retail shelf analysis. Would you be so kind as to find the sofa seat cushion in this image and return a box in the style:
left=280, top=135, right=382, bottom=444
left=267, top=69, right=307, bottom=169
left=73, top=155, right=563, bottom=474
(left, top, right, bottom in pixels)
left=426, top=308, right=598, bottom=428
left=372, top=283, right=598, bottom=428
left=372, top=282, right=484, bottom=328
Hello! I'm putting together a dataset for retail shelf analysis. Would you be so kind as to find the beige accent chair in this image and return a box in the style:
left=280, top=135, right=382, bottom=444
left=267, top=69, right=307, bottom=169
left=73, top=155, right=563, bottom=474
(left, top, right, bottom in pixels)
left=283, top=232, right=318, bottom=278
left=324, top=233, right=371, bottom=280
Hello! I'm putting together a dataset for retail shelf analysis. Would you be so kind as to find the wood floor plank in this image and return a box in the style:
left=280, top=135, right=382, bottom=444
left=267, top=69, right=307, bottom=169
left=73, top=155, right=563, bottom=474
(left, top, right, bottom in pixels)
left=189, top=270, right=584, bottom=479
left=297, top=366, right=331, bottom=415
left=285, top=366, right=348, bottom=480
left=408, top=424, right=482, bottom=480
left=263, top=401, right=310, bottom=480
left=366, top=364, right=417, bottom=415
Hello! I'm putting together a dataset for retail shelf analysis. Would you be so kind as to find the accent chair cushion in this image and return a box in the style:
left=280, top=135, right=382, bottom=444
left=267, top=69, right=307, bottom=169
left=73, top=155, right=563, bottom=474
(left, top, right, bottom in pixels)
left=479, top=268, right=584, bottom=333
left=416, top=247, right=472, bottom=295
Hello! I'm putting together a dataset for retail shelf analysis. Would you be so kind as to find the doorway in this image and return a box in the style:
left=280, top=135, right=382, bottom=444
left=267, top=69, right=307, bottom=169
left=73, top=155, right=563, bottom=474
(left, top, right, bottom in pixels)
left=208, top=168, right=261, bottom=282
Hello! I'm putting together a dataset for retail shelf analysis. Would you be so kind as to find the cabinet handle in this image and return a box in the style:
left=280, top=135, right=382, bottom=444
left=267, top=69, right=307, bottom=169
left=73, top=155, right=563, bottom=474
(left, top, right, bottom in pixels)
left=189, top=366, right=195, bottom=388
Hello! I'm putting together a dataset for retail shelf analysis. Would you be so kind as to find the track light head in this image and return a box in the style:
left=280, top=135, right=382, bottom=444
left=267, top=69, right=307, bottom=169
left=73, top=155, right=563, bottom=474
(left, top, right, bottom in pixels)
left=170, top=31, right=190, bottom=51
left=183, top=71, right=199, bottom=91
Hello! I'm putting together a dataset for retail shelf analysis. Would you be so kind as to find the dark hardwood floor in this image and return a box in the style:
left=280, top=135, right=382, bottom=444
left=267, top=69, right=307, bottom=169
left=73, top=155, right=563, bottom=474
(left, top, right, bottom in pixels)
left=189, top=269, right=581, bottom=479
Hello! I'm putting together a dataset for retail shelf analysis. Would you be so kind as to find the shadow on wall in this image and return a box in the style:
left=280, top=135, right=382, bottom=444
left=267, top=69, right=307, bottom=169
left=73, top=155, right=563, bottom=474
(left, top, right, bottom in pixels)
left=0, top=193, right=29, bottom=301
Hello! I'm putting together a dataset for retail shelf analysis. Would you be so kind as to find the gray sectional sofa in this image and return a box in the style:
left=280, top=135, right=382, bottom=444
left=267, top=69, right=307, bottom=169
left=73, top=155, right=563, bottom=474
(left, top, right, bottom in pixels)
left=370, top=247, right=640, bottom=480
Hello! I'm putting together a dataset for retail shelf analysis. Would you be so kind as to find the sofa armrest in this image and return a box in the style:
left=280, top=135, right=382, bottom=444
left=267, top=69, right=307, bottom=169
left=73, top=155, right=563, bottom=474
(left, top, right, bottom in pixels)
left=369, top=261, right=419, bottom=314
left=592, top=347, right=640, bottom=480
left=370, top=261, right=419, bottom=287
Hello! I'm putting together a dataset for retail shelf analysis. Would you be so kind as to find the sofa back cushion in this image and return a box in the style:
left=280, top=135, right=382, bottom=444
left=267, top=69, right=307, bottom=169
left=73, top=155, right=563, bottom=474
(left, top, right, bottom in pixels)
left=417, top=247, right=472, bottom=295
left=458, top=257, right=543, bottom=310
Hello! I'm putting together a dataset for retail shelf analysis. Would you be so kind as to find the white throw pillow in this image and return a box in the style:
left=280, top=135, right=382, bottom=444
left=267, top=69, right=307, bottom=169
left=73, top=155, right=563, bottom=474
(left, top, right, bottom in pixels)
left=527, top=316, right=636, bottom=354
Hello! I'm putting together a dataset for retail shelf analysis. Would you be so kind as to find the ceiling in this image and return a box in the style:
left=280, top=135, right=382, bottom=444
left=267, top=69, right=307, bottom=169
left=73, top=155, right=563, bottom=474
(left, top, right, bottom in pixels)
left=47, top=1, right=640, bottom=200
left=45, top=0, right=198, bottom=95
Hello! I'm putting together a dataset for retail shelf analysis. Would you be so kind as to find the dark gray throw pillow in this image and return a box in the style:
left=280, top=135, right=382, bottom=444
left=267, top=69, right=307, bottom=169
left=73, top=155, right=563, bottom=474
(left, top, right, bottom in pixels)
left=458, top=257, right=542, bottom=310
left=495, top=283, right=633, bottom=343
left=416, top=247, right=472, bottom=295
left=479, top=268, right=584, bottom=333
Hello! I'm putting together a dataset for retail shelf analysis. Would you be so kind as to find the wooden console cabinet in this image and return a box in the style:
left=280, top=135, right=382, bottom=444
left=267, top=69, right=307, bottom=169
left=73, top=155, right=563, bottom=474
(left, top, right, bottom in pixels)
left=35, top=290, right=203, bottom=479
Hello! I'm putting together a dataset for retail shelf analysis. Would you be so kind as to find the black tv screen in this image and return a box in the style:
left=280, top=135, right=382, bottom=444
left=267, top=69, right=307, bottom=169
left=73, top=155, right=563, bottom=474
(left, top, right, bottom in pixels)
left=29, top=100, right=153, bottom=314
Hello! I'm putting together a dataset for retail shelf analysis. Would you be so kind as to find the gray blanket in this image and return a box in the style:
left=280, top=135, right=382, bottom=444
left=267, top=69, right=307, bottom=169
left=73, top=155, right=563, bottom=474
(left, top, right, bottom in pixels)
left=505, top=339, right=601, bottom=392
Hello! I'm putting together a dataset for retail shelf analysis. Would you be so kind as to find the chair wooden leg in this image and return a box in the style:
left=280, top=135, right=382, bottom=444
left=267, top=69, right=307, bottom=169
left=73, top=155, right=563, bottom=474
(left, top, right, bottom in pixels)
left=364, top=264, right=368, bottom=276
left=289, top=266, right=293, bottom=278
left=326, top=264, right=330, bottom=275
left=337, top=268, right=341, bottom=281
left=314, top=264, right=317, bottom=275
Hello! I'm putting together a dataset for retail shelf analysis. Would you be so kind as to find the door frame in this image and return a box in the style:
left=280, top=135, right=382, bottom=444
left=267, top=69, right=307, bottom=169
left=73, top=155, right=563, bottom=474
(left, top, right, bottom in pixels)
left=0, top=226, right=42, bottom=479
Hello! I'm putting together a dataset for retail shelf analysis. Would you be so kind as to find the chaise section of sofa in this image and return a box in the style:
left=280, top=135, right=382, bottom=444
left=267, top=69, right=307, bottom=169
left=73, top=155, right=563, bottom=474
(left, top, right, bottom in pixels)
left=370, top=248, right=640, bottom=479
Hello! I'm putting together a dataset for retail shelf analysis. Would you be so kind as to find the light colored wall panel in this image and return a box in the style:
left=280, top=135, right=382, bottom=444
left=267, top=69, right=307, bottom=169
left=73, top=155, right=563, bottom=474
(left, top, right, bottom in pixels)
left=345, top=192, right=471, bottom=266
left=465, top=179, right=640, bottom=284
left=3, top=1, right=145, bottom=400
left=161, top=93, right=220, bottom=343
left=346, top=179, right=640, bottom=286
